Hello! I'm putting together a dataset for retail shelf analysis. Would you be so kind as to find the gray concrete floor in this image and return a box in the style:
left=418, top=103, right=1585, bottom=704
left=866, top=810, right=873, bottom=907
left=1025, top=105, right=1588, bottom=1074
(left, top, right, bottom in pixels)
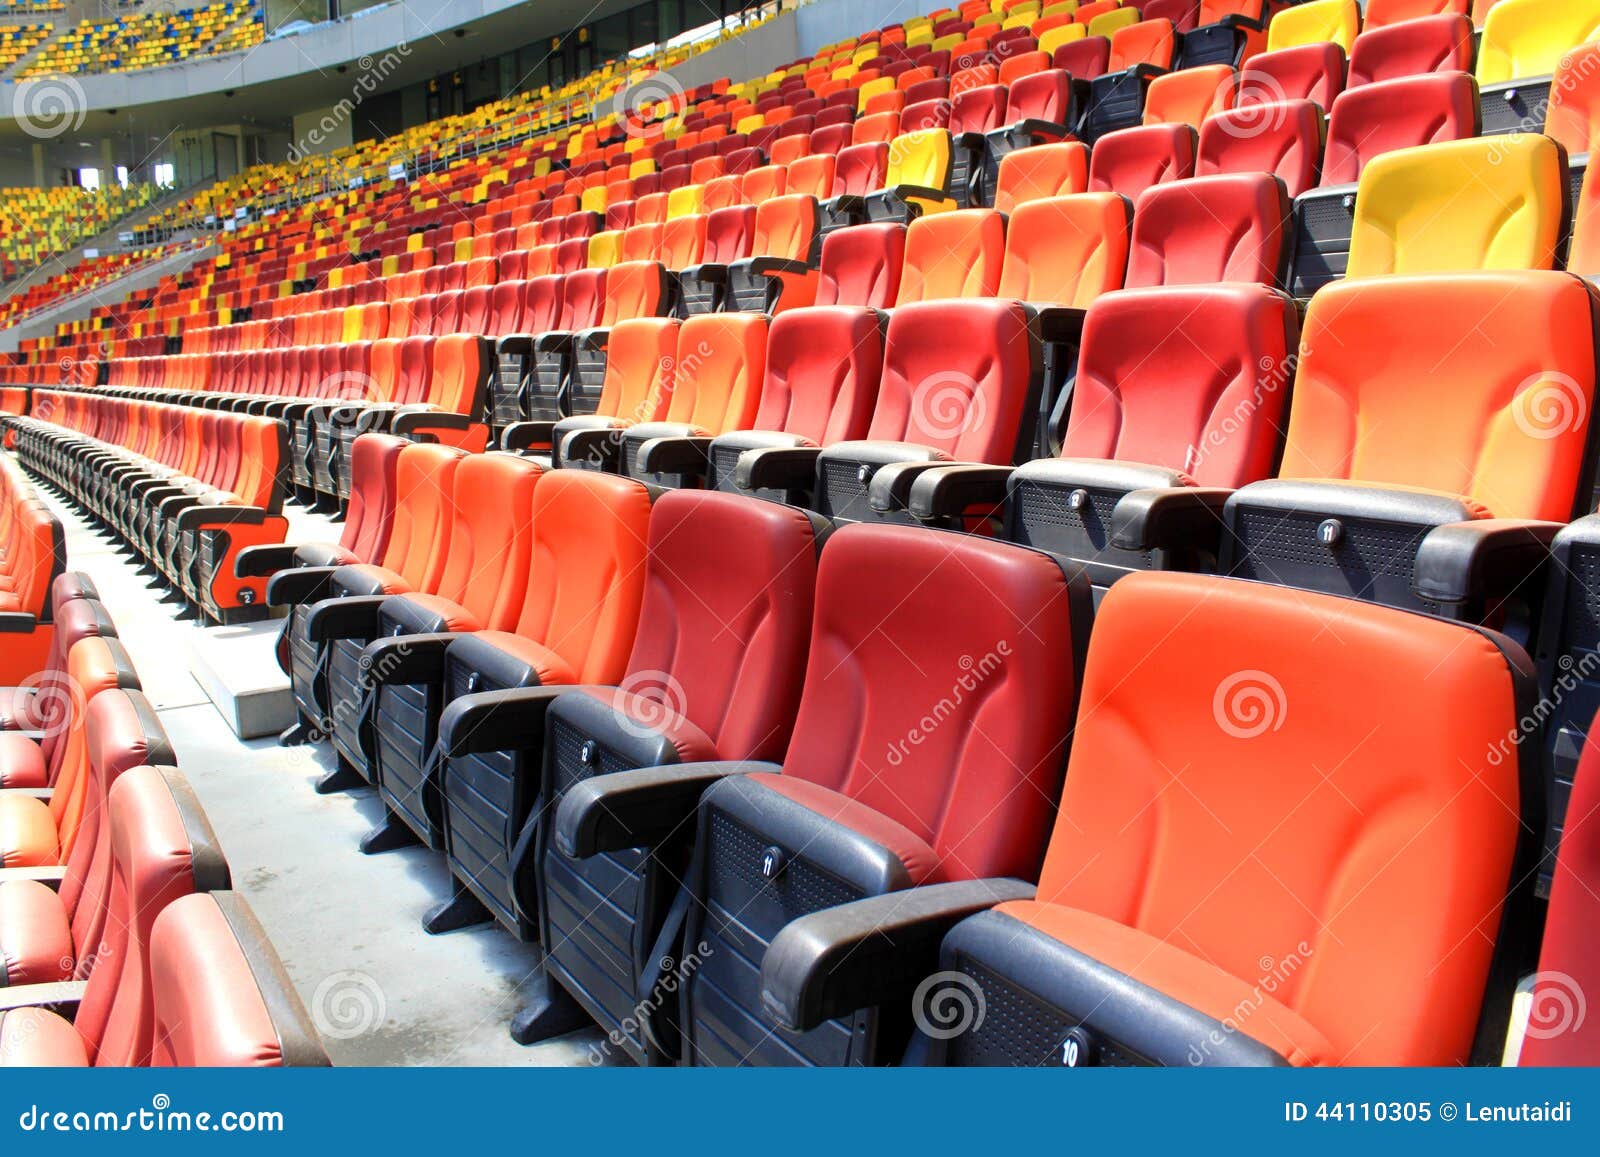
left=22, top=460, right=610, bottom=1067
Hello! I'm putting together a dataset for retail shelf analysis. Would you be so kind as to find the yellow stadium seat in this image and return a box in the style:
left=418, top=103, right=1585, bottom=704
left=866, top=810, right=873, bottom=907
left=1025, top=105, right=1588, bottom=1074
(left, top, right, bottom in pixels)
left=1346, top=136, right=1565, bottom=279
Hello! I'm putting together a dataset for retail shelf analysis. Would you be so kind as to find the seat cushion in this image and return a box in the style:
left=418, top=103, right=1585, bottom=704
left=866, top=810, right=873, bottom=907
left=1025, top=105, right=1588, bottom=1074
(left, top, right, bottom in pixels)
left=386, top=592, right=482, bottom=634
left=994, top=900, right=1338, bottom=1066
left=0, top=1007, right=88, bottom=1066
left=466, top=630, right=579, bottom=686
left=747, top=772, right=942, bottom=884
left=598, top=687, right=719, bottom=764
left=0, top=794, right=60, bottom=868
left=0, top=733, right=46, bottom=789
left=0, top=879, right=72, bottom=986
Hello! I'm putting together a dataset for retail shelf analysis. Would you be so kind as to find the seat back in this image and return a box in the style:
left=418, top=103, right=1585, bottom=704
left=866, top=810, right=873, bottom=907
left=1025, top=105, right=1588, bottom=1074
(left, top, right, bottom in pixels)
left=895, top=209, right=1007, bottom=303
left=816, top=223, right=906, bottom=308
left=1061, top=283, right=1298, bottom=486
left=1267, top=0, right=1360, bottom=53
left=993, top=141, right=1090, bottom=212
left=865, top=298, right=1039, bottom=461
left=750, top=306, right=884, bottom=445
left=1196, top=98, right=1324, bottom=197
left=339, top=433, right=405, bottom=564
left=1520, top=718, right=1600, bottom=1066
left=1127, top=172, right=1290, bottom=286
left=657, top=313, right=768, bottom=436
left=1346, top=13, right=1474, bottom=88
left=1363, top=0, right=1469, bottom=28
left=1142, top=64, right=1238, bottom=128
left=1346, top=136, right=1566, bottom=278
left=619, top=491, right=823, bottom=760
left=1033, top=569, right=1530, bottom=1066
left=512, top=471, right=653, bottom=684
left=885, top=127, right=952, bottom=189
left=432, top=453, right=542, bottom=629
left=580, top=316, right=679, bottom=423
left=834, top=142, right=890, bottom=196
left=378, top=443, right=466, bottom=588
left=997, top=193, right=1132, bottom=306
left=1544, top=40, right=1600, bottom=157
left=1087, top=123, right=1198, bottom=199
left=1108, top=18, right=1178, bottom=71
left=78, top=766, right=230, bottom=1067
left=777, top=523, right=1079, bottom=880
left=1321, top=73, right=1479, bottom=186
left=1476, top=0, right=1600, bottom=85
left=1280, top=271, right=1598, bottom=521
left=149, top=892, right=330, bottom=1067
left=752, top=193, right=819, bottom=262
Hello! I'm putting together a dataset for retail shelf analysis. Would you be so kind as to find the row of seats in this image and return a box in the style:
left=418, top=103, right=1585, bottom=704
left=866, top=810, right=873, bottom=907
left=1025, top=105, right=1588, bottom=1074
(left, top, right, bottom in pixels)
left=0, top=576, right=327, bottom=1066
left=250, top=421, right=1571, bottom=1066
left=17, top=0, right=262, bottom=77
left=57, top=124, right=1590, bottom=521
left=6, top=395, right=289, bottom=624
left=0, top=451, right=65, bottom=691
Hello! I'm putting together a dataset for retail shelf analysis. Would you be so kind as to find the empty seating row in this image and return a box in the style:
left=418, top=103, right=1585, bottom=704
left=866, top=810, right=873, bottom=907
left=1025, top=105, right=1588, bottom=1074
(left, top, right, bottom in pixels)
left=0, top=452, right=66, bottom=687
left=0, top=580, right=325, bottom=1067
left=254, top=431, right=1551, bottom=1066
left=4, top=395, right=289, bottom=624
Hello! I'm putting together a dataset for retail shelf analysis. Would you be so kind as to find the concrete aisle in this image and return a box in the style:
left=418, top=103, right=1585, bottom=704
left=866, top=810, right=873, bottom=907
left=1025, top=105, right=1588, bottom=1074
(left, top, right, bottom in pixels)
left=22, top=460, right=609, bottom=1067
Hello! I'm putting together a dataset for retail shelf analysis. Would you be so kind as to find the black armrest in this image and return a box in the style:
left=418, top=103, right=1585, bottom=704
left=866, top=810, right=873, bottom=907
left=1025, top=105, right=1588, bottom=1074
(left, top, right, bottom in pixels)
left=156, top=490, right=205, bottom=517
left=1002, top=118, right=1070, bottom=146
left=360, top=633, right=459, bottom=688
left=678, top=262, right=728, bottom=285
left=1213, top=12, right=1265, bottom=32
left=501, top=420, right=556, bottom=453
left=1413, top=519, right=1562, bottom=607
left=0, top=613, right=40, bottom=634
left=176, top=504, right=265, bottom=532
left=760, top=878, right=1036, bottom=1032
left=742, top=257, right=811, bottom=277
left=554, top=760, right=779, bottom=859
left=875, top=183, right=950, bottom=206
left=266, top=565, right=339, bottom=608
left=1030, top=305, right=1088, bottom=347
left=637, top=435, right=712, bottom=476
left=393, top=409, right=472, bottom=437
left=734, top=445, right=822, bottom=492
left=1111, top=487, right=1232, bottom=552
left=906, top=464, right=1015, bottom=522
left=438, top=685, right=598, bottom=757
left=235, top=543, right=299, bottom=578
left=865, top=457, right=955, bottom=514
left=560, top=423, right=628, bottom=470
left=305, top=595, right=388, bottom=642
left=533, top=332, right=576, bottom=355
